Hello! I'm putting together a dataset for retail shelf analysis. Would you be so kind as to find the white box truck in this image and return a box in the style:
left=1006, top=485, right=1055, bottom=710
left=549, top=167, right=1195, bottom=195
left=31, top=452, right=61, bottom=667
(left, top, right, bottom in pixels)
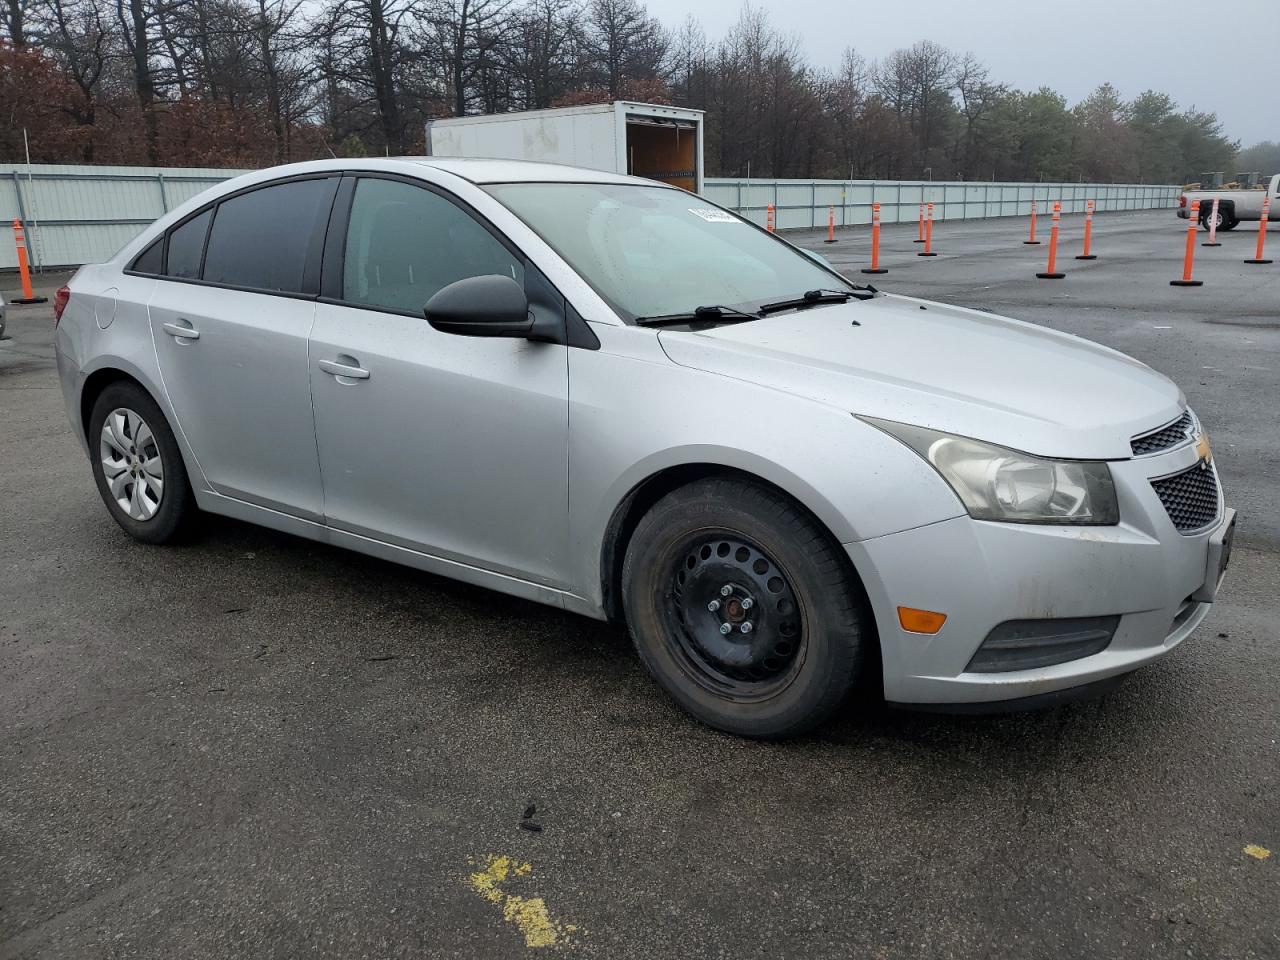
left=426, top=101, right=705, bottom=193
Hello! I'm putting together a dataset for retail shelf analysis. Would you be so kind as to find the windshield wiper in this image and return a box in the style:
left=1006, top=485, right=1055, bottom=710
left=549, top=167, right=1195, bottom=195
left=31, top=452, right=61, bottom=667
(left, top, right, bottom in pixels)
left=634, top=304, right=762, bottom=327
left=758, top=286, right=876, bottom=315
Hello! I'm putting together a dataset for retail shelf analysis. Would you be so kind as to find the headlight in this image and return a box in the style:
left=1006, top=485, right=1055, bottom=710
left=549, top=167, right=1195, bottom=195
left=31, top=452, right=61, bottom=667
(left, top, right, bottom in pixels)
left=865, top=418, right=1119, bottom=525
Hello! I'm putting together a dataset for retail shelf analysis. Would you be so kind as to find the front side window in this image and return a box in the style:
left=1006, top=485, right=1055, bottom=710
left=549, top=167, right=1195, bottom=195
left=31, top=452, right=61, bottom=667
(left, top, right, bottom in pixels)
left=485, top=182, right=851, bottom=321
left=165, top=209, right=211, bottom=279
left=202, top=178, right=335, bottom=293
left=342, top=178, right=523, bottom=315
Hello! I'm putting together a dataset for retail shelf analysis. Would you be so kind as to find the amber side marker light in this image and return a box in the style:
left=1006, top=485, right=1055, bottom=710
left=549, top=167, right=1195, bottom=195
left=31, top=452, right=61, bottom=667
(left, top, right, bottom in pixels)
left=898, top=607, right=948, bottom=634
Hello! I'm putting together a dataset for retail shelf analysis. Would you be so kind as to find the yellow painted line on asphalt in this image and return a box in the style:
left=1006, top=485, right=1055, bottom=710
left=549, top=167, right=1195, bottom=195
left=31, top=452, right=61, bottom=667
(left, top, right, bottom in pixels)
left=1243, top=844, right=1271, bottom=860
left=467, top=854, right=578, bottom=948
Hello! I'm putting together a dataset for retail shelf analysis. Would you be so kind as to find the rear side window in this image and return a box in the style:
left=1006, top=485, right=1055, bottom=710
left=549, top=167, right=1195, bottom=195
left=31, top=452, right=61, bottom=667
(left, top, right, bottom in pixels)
left=131, top=237, right=163, bottom=274
left=165, top=209, right=211, bottom=279
left=203, top=178, right=336, bottom=294
left=342, top=178, right=523, bottom=314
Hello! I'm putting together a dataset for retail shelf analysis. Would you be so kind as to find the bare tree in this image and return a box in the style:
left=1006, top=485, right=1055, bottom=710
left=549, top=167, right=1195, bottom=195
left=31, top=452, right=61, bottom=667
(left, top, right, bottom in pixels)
left=315, top=0, right=415, bottom=151
left=114, top=0, right=163, bottom=161
left=3, top=0, right=30, bottom=44
left=30, top=0, right=109, bottom=157
left=251, top=0, right=311, bottom=161
left=952, top=51, right=1006, bottom=178
left=665, top=14, right=706, bottom=109
left=424, top=0, right=517, bottom=116
left=583, top=0, right=664, bottom=99
left=874, top=40, right=956, bottom=176
left=503, top=0, right=579, bottom=109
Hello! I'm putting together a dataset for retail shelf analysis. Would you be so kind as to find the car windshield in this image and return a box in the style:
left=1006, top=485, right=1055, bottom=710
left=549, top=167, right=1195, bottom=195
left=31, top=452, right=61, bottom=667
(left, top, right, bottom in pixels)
left=484, top=181, right=852, bottom=322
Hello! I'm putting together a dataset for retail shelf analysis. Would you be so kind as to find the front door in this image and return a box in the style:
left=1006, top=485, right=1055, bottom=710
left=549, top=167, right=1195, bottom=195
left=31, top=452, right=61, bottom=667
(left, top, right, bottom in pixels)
left=309, top=176, right=570, bottom=586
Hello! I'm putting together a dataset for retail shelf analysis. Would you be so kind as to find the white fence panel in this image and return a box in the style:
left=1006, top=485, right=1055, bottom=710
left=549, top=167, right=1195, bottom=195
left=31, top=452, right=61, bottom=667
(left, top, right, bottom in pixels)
left=1, top=165, right=247, bottom=270
left=703, top=179, right=1181, bottom=230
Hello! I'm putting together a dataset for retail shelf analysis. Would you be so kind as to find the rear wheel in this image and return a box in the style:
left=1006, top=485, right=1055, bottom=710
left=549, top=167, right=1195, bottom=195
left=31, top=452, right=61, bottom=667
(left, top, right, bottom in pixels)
left=88, top=381, right=196, bottom=544
left=1202, top=207, right=1238, bottom=231
left=622, top=477, right=870, bottom=738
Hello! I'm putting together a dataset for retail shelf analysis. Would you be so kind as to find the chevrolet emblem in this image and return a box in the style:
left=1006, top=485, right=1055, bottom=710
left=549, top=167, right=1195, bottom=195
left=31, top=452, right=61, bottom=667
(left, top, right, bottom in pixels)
left=1195, top=431, right=1212, bottom=465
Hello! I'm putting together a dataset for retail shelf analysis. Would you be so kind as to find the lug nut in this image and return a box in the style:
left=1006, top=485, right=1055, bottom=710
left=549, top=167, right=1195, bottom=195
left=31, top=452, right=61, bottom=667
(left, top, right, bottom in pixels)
left=707, top=600, right=720, bottom=612
left=740, top=622, right=753, bottom=634
left=741, top=598, right=753, bottom=610
left=720, top=585, right=733, bottom=597
left=719, top=623, right=732, bottom=635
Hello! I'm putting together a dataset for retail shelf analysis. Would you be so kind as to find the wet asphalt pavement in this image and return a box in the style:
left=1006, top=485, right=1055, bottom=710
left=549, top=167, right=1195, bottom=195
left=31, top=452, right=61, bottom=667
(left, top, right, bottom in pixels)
left=1, top=210, right=1277, bottom=958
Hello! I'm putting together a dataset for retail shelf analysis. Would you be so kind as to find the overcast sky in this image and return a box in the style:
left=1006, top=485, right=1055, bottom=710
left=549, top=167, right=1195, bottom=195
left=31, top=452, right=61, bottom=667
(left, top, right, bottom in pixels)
left=643, top=0, right=1278, bottom=147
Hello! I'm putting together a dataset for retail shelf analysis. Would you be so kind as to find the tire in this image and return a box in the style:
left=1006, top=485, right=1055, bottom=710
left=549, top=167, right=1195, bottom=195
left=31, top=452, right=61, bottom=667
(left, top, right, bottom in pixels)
left=88, top=381, right=197, bottom=544
left=1202, top=206, right=1238, bottom=231
left=621, top=477, right=869, bottom=739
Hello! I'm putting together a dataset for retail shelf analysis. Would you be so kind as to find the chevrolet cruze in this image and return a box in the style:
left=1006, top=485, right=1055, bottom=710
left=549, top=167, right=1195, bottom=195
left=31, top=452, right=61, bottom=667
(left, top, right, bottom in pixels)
left=53, top=159, right=1235, bottom=738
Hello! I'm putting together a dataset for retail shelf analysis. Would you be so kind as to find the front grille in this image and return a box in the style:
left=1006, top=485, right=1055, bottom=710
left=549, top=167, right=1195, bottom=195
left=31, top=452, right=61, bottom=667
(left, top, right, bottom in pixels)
left=1151, top=464, right=1220, bottom=533
left=1131, top=412, right=1194, bottom=456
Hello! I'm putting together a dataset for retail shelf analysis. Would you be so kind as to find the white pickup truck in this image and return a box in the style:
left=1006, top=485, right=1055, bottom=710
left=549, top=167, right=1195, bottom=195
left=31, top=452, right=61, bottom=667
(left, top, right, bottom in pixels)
left=1178, top=173, right=1278, bottom=230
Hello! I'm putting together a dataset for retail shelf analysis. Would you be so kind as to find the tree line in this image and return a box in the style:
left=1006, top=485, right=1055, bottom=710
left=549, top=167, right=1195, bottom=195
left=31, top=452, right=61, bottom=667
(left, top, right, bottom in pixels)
left=0, top=0, right=1255, bottom=183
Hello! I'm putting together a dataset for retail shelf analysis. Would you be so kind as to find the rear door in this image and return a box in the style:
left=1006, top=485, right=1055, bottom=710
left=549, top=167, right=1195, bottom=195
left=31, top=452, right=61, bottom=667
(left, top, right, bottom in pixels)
left=308, top=175, right=571, bottom=586
left=148, top=175, right=338, bottom=518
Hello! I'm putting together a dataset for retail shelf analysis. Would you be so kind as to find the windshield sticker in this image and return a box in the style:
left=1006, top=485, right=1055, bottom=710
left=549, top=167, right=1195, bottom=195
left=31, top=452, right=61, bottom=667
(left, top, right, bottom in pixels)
left=688, top=207, right=739, bottom=223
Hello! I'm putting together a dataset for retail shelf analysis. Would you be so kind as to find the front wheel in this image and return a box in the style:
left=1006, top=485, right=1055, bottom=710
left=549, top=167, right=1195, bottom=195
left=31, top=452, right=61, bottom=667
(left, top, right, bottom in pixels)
left=88, top=381, right=197, bottom=544
left=622, top=477, right=871, bottom=738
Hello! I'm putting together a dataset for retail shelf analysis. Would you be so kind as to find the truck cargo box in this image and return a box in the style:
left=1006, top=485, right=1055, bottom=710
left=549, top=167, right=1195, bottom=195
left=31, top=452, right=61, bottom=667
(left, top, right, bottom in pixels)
left=426, top=101, right=705, bottom=193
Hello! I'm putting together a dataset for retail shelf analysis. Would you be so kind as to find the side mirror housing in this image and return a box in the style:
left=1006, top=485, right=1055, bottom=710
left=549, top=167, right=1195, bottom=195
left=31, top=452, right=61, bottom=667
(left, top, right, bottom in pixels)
left=424, top=274, right=532, bottom=338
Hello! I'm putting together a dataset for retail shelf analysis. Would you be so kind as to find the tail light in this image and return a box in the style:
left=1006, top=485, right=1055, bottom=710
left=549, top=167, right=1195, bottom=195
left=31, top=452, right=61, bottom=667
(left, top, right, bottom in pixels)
left=53, top=285, right=71, bottom=326
left=1178, top=194, right=1187, bottom=208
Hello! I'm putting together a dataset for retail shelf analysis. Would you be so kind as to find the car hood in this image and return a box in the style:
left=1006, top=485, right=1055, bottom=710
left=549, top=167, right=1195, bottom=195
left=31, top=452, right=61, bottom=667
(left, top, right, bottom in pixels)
left=656, top=294, right=1183, bottom=460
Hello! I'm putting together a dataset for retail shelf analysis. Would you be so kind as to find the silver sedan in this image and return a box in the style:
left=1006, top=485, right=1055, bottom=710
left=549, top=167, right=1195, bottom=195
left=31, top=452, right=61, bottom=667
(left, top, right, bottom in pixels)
left=53, top=159, right=1234, bottom=737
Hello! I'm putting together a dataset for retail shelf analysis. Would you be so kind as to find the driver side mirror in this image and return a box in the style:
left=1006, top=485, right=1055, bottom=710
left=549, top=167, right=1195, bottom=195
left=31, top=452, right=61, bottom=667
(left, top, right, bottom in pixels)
left=424, top=274, right=533, bottom=338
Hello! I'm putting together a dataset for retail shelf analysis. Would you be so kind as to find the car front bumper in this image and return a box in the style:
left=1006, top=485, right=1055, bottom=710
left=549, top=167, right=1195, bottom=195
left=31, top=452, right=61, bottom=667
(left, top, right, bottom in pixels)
left=848, top=440, right=1233, bottom=706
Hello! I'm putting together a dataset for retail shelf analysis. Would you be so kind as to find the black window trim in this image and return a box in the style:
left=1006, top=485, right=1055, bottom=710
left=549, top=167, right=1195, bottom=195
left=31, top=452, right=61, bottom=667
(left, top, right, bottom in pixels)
left=123, top=172, right=342, bottom=303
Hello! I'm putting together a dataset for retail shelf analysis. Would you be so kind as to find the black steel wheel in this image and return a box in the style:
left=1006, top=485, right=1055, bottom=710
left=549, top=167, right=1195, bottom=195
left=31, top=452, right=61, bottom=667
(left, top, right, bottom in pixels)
left=622, top=477, right=871, bottom=738
left=666, top=532, right=805, bottom=701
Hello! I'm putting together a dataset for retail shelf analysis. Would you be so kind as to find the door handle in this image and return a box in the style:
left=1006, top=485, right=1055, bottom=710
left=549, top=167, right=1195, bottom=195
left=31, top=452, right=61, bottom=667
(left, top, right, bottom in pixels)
left=162, top=320, right=199, bottom=340
left=319, top=357, right=370, bottom=380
